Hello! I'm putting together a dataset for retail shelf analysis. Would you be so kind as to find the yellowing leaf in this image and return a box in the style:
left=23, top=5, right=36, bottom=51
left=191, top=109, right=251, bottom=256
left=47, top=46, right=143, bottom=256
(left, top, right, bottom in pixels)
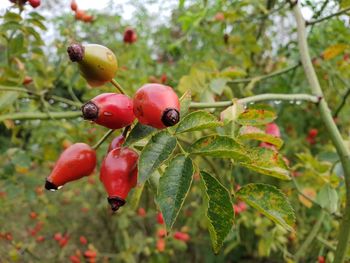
left=237, top=183, right=295, bottom=231
left=322, top=44, right=348, bottom=60
left=219, top=66, right=246, bottom=79
left=298, top=187, right=316, bottom=208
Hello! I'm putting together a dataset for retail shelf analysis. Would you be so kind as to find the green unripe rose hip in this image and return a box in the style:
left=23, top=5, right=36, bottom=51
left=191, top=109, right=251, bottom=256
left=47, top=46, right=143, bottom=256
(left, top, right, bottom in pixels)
left=67, top=43, right=118, bottom=87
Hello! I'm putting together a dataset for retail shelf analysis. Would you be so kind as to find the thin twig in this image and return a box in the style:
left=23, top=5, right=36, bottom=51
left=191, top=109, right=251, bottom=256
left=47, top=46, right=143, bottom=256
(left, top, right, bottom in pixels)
left=110, top=79, right=126, bottom=94
left=189, top=93, right=319, bottom=109
left=0, top=111, right=81, bottom=122
left=122, top=125, right=131, bottom=138
left=0, top=86, right=81, bottom=107
left=293, top=4, right=350, bottom=262
left=307, top=6, right=350, bottom=26
left=225, top=2, right=287, bottom=25
left=333, top=88, right=350, bottom=118
left=317, top=235, right=336, bottom=251
left=50, top=95, right=82, bottom=107
left=228, top=63, right=300, bottom=84
left=309, top=0, right=330, bottom=32
left=312, top=0, right=330, bottom=19
left=294, top=211, right=326, bottom=262
left=92, top=129, right=115, bottom=150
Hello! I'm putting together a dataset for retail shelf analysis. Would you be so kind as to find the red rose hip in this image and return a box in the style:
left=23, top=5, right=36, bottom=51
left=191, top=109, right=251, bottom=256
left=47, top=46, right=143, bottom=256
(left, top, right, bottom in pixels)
left=70, top=0, right=77, bottom=11
left=100, top=147, right=138, bottom=211
left=265, top=123, right=281, bottom=137
left=133, top=84, right=180, bottom=129
left=45, top=143, right=96, bottom=190
left=123, top=27, right=137, bottom=44
left=82, top=93, right=135, bottom=129
left=29, top=0, right=40, bottom=8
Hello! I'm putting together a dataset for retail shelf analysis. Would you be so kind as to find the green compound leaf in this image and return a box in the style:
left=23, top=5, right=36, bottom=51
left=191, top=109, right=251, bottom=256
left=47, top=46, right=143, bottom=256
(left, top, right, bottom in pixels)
left=0, top=91, right=19, bottom=111
left=200, top=171, right=234, bottom=254
left=190, top=135, right=249, bottom=162
left=237, top=126, right=284, bottom=149
left=190, top=135, right=289, bottom=180
left=4, top=12, right=22, bottom=23
left=125, top=122, right=157, bottom=146
left=138, top=131, right=177, bottom=184
left=316, top=184, right=339, bottom=214
left=237, top=183, right=295, bottom=231
left=240, top=147, right=291, bottom=180
left=179, top=90, right=192, bottom=118
left=157, top=155, right=193, bottom=231
left=176, top=110, right=223, bottom=134
left=236, top=108, right=276, bottom=126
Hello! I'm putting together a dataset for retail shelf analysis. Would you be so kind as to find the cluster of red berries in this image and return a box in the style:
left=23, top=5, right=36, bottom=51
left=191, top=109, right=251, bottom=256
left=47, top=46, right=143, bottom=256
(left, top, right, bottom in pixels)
left=0, top=232, right=13, bottom=241
left=155, top=212, right=190, bottom=252
left=28, top=220, right=44, bottom=239
left=9, top=0, right=40, bottom=8
left=55, top=233, right=96, bottom=263
left=44, top=43, right=180, bottom=212
left=69, top=249, right=96, bottom=263
left=54, top=232, right=70, bottom=247
left=70, top=0, right=94, bottom=23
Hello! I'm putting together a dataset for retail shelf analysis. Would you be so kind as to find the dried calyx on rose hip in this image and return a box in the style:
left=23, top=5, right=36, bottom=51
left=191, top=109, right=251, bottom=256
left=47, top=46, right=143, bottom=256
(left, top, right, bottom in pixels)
left=133, top=83, right=180, bottom=129
left=81, top=93, right=135, bottom=129
left=100, top=147, right=138, bottom=211
left=67, top=43, right=117, bottom=87
left=45, top=143, right=96, bottom=191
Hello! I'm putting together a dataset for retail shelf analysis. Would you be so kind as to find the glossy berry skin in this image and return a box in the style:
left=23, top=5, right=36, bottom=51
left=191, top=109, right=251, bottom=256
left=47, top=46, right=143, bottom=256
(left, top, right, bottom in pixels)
left=308, top=128, right=318, bottom=138
left=82, top=14, right=93, bottom=23
left=67, top=43, right=118, bottom=87
left=108, top=135, right=125, bottom=152
left=81, top=93, right=135, bottom=129
left=75, top=10, right=84, bottom=20
left=133, top=84, right=180, bottom=129
left=123, top=28, right=137, bottom=44
left=29, top=0, right=40, bottom=8
left=45, top=143, right=96, bottom=190
left=173, top=231, right=190, bottom=242
left=157, top=212, right=164, bottom=225
left=100, top=147, right=138, bottom=211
